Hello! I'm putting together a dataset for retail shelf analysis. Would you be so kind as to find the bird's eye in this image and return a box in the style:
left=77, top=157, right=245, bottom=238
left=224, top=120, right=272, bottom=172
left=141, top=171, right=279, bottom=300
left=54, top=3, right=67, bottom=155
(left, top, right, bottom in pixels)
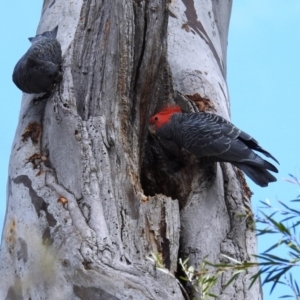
left=154, top=117, right=158, bottom=121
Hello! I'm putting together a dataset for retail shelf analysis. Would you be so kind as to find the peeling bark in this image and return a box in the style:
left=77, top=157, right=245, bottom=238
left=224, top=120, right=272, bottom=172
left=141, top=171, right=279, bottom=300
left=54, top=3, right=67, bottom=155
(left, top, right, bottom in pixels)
left=1, top=0, right=262, bottom=299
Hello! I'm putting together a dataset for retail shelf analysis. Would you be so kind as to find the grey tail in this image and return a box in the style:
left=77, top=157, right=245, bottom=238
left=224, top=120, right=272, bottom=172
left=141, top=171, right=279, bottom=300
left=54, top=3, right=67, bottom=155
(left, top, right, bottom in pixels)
left=239, top=133, right=279, bottom=164
left=234, top=163, right=277, bottom=187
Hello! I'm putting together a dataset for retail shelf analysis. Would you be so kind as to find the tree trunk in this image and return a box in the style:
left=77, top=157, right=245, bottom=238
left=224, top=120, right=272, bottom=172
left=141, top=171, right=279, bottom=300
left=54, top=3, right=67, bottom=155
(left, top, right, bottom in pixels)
left=1, top=0, right=262, bottom=299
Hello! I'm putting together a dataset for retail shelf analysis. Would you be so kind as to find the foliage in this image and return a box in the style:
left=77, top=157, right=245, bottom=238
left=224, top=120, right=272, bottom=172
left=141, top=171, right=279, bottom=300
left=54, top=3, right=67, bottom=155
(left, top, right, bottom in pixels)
left=148, top=253, right=222, bottom=300
left=178, top=257, right=219, bottom=299
left=211, top=174, right=300, bottom=298
left=147, top=253, right=190, bottom=300
left=252, top=174, right=300, bottom=298
left=213, top=174, right=300, bottom=298
left=148, top=175, right=300, bottom=299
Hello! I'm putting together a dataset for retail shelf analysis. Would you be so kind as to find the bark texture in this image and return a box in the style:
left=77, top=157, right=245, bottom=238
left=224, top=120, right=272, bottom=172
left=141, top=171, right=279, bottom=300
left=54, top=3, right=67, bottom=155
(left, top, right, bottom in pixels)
left=1, top=0, right=262, bottom=299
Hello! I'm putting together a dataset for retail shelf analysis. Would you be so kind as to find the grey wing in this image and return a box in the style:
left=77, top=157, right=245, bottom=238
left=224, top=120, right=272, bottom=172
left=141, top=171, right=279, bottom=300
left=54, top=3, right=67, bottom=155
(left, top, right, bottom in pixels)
left=29, top=39, right=62, bottom=64
left=176, top=112, right=240, bottom=157
left=176, top=112, right=276, bottom=171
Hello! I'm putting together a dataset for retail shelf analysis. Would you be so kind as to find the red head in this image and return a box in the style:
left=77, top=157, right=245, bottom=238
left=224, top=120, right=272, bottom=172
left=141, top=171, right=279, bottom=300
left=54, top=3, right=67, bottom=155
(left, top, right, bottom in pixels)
left=149, top=105, right=182, bottom=131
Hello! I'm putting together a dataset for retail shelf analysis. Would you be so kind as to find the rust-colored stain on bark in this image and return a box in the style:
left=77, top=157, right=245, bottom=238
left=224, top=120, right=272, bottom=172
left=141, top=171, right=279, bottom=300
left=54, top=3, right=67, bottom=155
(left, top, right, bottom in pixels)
left=186, top=93, right=215, bottom=112
left=6, top=218, right=16, bottom=245
left=181, top=23, right=190, bottom=32
left=35, top=169, right=45, bottom=177
left=27, top=153, right=46, bottom=167
left=57, top=197, right=68, bottom=206
left=236, top=168, right=252, bottom=199
left=140, top=194, right=149, bottom=203
left=27, top=153, right=47, bottom=176
left=22, top=122, right=42, bottom=144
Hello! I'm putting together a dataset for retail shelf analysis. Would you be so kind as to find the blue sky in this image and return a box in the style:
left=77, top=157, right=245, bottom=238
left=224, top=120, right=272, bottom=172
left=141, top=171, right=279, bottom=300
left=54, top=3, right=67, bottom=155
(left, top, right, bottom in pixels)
left=228, top=1, right=300, bottom=298
left=0, top=1, right=299, bottom=299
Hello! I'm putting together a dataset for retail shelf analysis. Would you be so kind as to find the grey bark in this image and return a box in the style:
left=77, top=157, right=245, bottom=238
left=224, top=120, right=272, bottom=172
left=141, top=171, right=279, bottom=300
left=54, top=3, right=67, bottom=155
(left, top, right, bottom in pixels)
left=0, top=0, right=262, bottom=299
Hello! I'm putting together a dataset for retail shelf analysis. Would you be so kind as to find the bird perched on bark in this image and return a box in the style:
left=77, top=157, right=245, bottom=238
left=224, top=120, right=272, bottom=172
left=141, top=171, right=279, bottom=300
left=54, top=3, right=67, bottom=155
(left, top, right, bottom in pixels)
left=12, top=26, right=62, bottom=94
left=149, top=105, right=279, bottom=187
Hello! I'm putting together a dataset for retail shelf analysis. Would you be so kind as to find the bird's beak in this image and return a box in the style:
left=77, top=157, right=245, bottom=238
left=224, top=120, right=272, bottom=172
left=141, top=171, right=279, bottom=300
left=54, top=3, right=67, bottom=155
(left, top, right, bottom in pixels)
left=148, top=124, right=156, bottom=135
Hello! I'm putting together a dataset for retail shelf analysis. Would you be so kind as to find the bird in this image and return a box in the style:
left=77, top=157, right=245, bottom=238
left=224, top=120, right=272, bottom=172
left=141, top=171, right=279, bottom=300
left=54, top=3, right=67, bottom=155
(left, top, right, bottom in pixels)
left=149, top=105, right=279, bottom=187
left=12, top=26, right=62, bottom=94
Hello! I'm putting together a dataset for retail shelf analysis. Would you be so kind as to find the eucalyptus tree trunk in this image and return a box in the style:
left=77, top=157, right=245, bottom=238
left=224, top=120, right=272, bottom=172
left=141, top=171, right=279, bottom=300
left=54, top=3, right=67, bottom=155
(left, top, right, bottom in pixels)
left=0, top=0, right=262, bottom=299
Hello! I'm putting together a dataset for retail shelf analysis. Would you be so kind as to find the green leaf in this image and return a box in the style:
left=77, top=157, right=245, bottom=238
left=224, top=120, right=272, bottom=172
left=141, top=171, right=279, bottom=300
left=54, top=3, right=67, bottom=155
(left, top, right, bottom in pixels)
left=255, top=254, right=278, bottom=263
left=270, top=279, right=286, bottom=295
left=259, top=200, right=272, bottom=208
left=263, top=242, right=284, bottom=253
left=207, top=293, right=218, bottom=298
left=291, top=273, right=300, bottom=296
left=223, top=273, right=240, bottom=289
left=278, top=200, right=300, bottom=215
left=291, top=220, right=300, bottom=229
left=249, top=267, right=271, bottom=289
left=281, top=216, right=297, bottom=222
left=256, top=229, right=278, bottom=236
left=261, top=253, right=290, bottom=263
left=266, top=266, right=293, bottom=286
